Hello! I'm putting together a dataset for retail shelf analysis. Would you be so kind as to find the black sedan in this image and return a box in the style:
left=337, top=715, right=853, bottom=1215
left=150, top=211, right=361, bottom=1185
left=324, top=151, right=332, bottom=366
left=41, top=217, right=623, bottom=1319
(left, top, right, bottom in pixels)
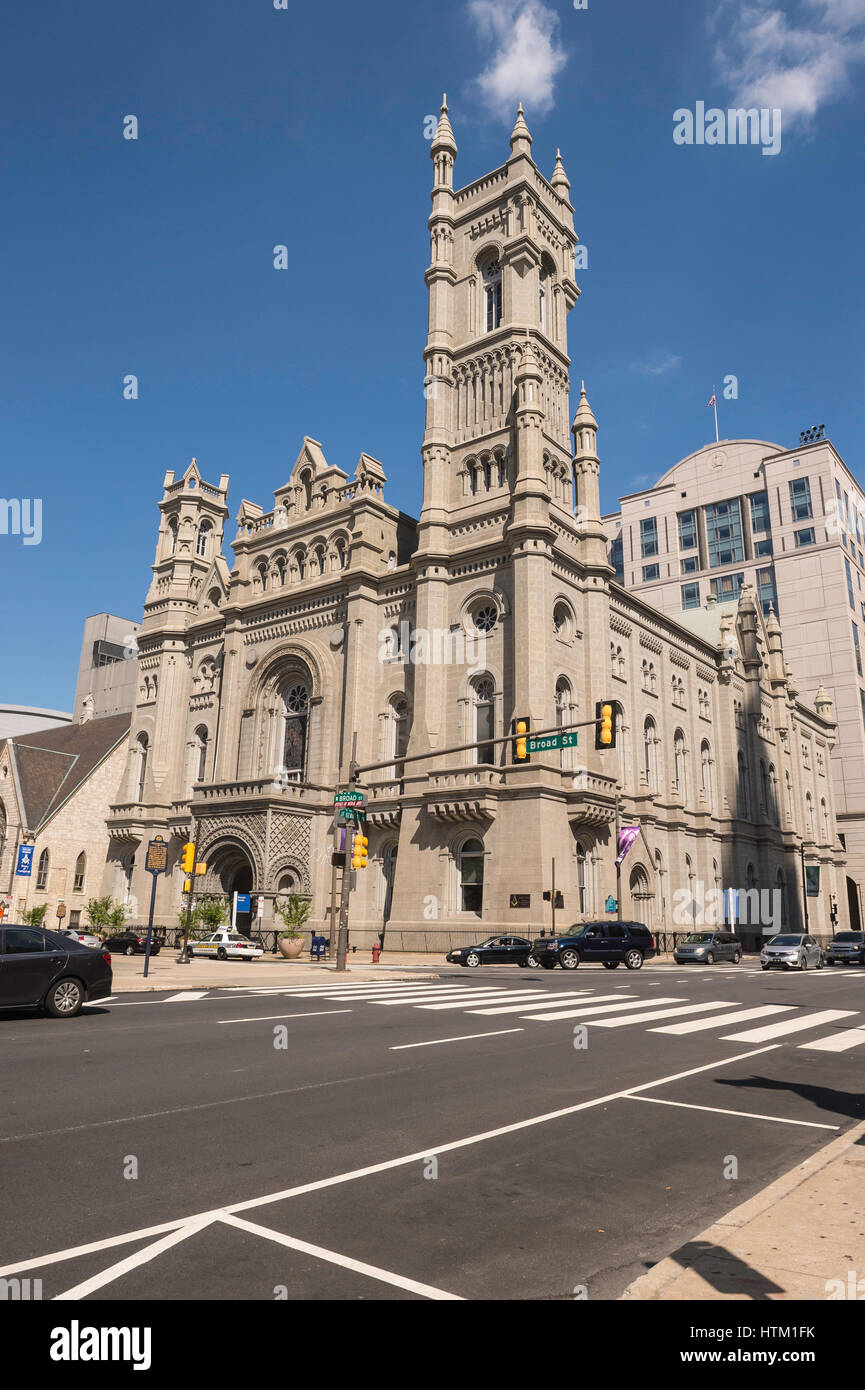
left=0, top=926, right=112, bottom=1018
left=102, top=930, right=160, bottom=957
left=447, top=935, right=537, bottom=968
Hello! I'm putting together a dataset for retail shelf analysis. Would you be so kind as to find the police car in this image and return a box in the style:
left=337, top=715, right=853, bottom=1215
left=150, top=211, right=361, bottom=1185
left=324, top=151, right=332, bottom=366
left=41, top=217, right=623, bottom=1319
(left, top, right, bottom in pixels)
left=188, top=930, right=264, bottom=961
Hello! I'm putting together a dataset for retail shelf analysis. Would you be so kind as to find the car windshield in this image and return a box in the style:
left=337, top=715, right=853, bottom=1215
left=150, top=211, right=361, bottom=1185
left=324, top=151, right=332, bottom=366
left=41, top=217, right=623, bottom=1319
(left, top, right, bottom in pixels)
left=836, top=933, right=863, bottom=942
left=562, top=925, right=585, bottom=937
left=684, top=934, right=713, bottom=943
left=769, top=935, right=802, bottom=946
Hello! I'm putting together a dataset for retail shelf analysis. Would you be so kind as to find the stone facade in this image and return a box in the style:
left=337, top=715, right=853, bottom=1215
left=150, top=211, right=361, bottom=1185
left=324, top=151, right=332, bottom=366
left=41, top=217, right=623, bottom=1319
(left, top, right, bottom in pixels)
left=106, top=103, right=849, bottom=947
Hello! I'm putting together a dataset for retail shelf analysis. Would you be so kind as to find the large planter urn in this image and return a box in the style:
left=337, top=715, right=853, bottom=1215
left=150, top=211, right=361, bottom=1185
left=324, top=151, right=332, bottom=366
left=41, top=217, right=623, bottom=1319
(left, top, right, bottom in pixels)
left=278, top=936, right=304, bottom=959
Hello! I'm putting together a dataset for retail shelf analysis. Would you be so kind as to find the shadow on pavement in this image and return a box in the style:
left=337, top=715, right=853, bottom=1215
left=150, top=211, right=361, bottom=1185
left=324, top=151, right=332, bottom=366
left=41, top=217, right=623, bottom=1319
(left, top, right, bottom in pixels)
left=714, top=1074, right=865, bottom=1123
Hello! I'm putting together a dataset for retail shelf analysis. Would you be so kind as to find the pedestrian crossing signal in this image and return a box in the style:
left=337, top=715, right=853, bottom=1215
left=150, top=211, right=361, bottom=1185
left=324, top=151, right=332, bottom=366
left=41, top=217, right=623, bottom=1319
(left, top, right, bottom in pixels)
left=595, top=701, right=616, bottom=749
left=352, top=833, right=369, bottom=870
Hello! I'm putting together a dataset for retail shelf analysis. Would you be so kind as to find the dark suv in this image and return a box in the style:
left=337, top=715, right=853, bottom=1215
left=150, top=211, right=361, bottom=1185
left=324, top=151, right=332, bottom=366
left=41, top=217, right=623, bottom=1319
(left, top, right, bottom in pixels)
left=825, top=932, right=865, bottom=966
left=529, top=921, right=656, bottom=971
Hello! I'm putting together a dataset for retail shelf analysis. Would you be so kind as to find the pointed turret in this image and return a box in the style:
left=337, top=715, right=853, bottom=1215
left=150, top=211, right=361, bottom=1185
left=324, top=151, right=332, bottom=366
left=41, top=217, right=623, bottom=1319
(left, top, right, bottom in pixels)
left=430, top=94, right=457, bottom=188
left=509, top=103, right=533, bottom=158
left=551, top=148, right=570, bottom=199
left=571, top=381, right=597, bottom=439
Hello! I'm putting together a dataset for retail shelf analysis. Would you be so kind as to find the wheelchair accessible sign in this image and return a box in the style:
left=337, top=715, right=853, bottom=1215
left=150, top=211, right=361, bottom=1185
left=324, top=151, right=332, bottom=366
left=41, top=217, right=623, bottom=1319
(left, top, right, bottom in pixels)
left=16, top=845, right=34, bottom=877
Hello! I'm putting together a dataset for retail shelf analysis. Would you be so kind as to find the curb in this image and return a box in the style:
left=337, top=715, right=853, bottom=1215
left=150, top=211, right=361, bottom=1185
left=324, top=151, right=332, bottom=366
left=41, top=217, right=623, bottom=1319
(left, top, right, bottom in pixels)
left=620, top=1115, right=865, bottom=1300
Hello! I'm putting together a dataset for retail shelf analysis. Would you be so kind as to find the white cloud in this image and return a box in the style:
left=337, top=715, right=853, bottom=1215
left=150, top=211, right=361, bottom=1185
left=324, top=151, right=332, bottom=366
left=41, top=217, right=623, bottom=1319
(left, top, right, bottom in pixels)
left=714, top=0, right=865, bottom=126
left=467, top=0, right=568, bottom=121
left=634, top=353, right=682, bottom=377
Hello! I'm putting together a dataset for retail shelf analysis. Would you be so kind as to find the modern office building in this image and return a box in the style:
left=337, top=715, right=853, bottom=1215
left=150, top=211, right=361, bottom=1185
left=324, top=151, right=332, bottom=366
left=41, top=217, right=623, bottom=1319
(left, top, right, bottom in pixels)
left=72, top=613, right=141, bottom=723
left=604, top=433, right=865, bottom=927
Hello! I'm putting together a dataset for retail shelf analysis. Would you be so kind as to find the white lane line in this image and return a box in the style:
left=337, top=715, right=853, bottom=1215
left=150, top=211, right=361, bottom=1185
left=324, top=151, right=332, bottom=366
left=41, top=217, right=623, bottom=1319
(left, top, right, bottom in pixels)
left=219, top=1213, right=463, bottom=1300
left=519, top=996, right=686, bottom=1022
left=163, top=991, right=210, bottom=1002
left=651, top=1005, right=795, bottom=1035
left=53, top=1214, right=218, bottom=1300
left=591, top=1001, right=740, bottom=1028
left=723, top=1009, right=858, bottom=1042
left=0, top=1045, right=779, bottom=1280
left=218, top=1010, right=353, bottom=1025
left=470, top=992, right=626, bottom=1017
left=627, top=1095, right=839, bottom=1131
left=798, top=1026, right=865, bottom=1053
left=389, top=1029, right=524, bottom=1050
left=417, top=991, right=548, bottom=1012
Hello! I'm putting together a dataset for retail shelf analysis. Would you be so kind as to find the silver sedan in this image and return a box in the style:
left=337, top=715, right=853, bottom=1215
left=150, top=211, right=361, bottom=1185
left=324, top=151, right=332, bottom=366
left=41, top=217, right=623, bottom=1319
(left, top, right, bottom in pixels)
left=760, top=934, right=824, bottom=971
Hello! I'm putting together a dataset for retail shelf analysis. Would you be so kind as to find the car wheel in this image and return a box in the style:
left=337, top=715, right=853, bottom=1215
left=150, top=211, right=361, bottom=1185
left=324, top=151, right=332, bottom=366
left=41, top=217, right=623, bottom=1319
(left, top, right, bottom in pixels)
left=800, top=954, right=808, bottom=971
left=761, top=963, right=769, bottom=970
left=624, top=949, right=643, bottom=971
left=816, top=955, right=824, bottom=970
left=526, top=956, right=540, bottom=969
left=603, top=960, right=620, bottom=969
left=465, top=952, right=480, bottom=969
left=124, top=945, right=135, bottom=956
left=45, top=978, right=84, bottom=1018
left=559, top=948, right=580, bottom=970
left=732, top=952, right=741, bottom=964
left=706, top=952, right=715, bottom=966
left=217, top=948, right=227, bottom=961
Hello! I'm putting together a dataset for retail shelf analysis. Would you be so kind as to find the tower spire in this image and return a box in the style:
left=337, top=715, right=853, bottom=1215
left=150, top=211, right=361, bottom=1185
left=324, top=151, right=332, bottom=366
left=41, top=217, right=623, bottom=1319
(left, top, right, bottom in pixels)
left=509, top=103, right=533, bottom=158
left=551, top=148, right=570, bottom=199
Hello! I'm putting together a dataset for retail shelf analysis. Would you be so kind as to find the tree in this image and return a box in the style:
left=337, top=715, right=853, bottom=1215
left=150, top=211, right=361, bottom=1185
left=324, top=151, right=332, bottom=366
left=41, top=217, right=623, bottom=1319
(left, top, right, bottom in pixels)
left=86, top=896, right=127, bottom=929
left=21, top=904, right=48, bottom=926
left=274, top=892, right=312, bottom=939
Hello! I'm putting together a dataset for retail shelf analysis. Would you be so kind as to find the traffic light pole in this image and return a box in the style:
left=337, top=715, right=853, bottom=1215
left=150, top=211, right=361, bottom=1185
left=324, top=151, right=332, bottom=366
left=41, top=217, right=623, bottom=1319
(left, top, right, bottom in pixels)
left=335, top=739, right=359, bottom=973
left=178, top=817, right=198, bottom=965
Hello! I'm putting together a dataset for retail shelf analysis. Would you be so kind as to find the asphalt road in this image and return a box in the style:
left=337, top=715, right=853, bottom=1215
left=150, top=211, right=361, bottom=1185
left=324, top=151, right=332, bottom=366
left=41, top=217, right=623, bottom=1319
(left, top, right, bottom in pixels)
left=2, top=959, right=864, bottom=1301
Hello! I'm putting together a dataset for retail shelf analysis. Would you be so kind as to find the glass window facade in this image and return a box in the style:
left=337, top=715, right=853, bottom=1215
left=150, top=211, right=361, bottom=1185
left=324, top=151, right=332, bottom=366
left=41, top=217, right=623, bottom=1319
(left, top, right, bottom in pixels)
left=681, top=582, right=700, bottom=610
left=640, top=516, right=658, bottom=558
left=754, top=537, right=773, bottom=557
left=854, top=624, right=863, bottom=677
left=756, top=567, right=777, bottom=617
left=680, top=555, right=698, bottom=574
left=642, top=563, right=660, bottom=582
left=789, top=477, right=813, bottom=521
left=794, top=527, right=815, bottom=548
left=705, top=499, right=744, bottom=568
left=846, top=557, right=855, bottom=609
left=610, top=533, right=624, bottom=580
left=710, top=572, right=744, bottom=601
left=678, top=510, right=697, bottom=551
left=749, top=491, right=770, bottom=533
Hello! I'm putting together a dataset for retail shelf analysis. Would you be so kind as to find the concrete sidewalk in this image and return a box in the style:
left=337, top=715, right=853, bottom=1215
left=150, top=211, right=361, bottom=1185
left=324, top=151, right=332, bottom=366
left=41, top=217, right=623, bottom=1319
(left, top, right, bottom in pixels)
left=621, top=1118, right=865, bottom=1300
left=107, top=951, right=441, bottom=992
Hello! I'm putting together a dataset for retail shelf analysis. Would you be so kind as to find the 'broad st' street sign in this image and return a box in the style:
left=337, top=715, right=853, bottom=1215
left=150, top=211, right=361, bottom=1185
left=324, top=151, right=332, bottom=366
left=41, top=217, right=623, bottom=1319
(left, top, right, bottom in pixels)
left=526, top=732, right=579, bottom=754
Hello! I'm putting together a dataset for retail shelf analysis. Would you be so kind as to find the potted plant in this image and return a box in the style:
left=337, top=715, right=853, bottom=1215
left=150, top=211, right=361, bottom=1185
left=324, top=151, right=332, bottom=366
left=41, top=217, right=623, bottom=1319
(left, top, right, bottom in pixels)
left=274, top=892, right=311, bottom=958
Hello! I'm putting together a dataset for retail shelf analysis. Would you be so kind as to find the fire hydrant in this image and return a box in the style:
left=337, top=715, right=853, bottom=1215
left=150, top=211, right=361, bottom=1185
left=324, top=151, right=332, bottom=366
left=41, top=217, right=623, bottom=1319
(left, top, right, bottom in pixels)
left=371, top=944, right=381, bottom=964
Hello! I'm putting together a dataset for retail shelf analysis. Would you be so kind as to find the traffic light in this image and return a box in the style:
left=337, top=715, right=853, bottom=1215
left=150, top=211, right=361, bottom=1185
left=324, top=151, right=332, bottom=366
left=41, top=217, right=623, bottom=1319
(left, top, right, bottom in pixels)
left=180, top=842, right=196, bottom=874
left=512, top=716, right=531, bottom=762
left=351, top=832, right=369, bottom=870
left=595, top=701, right=617, bottom=749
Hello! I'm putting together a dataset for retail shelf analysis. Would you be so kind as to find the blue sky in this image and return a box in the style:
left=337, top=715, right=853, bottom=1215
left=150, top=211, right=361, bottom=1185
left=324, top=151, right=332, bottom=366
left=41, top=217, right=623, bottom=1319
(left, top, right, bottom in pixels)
left=3, top=0, right=864, bottom=709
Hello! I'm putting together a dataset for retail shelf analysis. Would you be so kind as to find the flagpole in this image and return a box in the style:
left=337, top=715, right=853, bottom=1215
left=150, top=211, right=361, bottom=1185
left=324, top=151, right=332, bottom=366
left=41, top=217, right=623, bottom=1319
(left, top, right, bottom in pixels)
left=713, top=384, right=719, bottom=443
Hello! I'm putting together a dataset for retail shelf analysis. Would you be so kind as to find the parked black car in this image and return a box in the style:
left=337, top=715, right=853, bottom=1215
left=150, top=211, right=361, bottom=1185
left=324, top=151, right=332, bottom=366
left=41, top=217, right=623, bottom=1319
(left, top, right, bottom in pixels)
left=825, top=932, right=865, bottom=966
left=102, top=931, right=160, bottom=957
left=447, top=936, right=535, bottom=968
left=0, top=926, right=112, bottom=1017
left=673, top=931, right=743, bottom=965
left=529, top=921, right=656, bottom=971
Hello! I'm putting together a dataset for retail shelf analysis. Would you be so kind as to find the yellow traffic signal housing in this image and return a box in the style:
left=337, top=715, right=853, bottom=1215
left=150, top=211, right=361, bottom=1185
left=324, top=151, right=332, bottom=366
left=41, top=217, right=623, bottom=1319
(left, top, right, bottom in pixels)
left=183, top=878, right=192, bottom=893
left=195, top=862, right=207, bottom=876
left=351, top=832, right=369, bottom=870
left=595, top=701, right=617, bottom=749
left=512, top=716, right=531, bottom=762
left=180, top=842, right=196, bottom=874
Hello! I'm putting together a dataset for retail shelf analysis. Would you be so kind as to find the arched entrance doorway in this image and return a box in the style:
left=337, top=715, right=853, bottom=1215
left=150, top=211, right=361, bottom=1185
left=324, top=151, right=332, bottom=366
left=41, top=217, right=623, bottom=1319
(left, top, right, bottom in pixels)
left=202, top=841, right=256, bottom=937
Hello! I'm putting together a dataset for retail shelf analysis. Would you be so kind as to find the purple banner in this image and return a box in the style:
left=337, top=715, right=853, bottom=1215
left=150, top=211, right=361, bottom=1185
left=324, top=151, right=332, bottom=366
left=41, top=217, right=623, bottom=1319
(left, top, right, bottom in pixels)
left=615, top=825, right=640, bottom=866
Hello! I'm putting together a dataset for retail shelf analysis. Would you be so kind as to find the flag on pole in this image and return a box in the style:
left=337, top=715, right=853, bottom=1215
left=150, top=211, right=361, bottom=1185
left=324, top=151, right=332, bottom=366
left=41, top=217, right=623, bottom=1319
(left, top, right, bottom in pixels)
left=615, top=826, right=640, bottom=866
left=707, top=392, right=716, bottom=408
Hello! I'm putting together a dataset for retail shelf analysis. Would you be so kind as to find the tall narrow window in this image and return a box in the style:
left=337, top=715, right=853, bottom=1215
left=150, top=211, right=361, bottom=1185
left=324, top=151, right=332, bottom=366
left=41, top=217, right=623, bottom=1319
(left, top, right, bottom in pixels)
left=539, top=266, right=547, bottom=332
left=673, top=730, right=688, bottom=800
left=136, top=735, right=149, bottom=802
left=196, top=521, right=212, bottom=558
left=282, top=684, right=309, bottom=780
left=482, top=260, right=502, bottom=332
left=391, top=696, right=410, bottom=768
left=36, top=848, right=49, bottom=890
left=737, top=751, right=749, bottom=818
left=195, top=728, right=209, bottom=783
left=576, top=843, right=588, bottom=915
left=459, top=839, right=485, bottom=913
left=73, top=852, right=86, bottom=894
left=473, top=678, right=496, bottom=765
left=644, top=717, right=657, bottom=791
left=167, top=517, right=178, bottom=555
left=700, top=740, right=713, bottom=809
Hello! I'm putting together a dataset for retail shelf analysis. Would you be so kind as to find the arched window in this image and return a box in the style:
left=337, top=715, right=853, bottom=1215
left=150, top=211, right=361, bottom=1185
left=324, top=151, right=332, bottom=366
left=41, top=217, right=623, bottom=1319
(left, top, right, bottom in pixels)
left=555, top=676, right=574, bottom=767
left=459, top=838, right=485, bottom=913
left=576, top=842, right=589, bottom=915
left=472, top=677, right=496, bottom=765
left=805, top=792, right=815, bottom=838
left=759, top=760, right=769, bottom=816
left=630, top=864, right=651, bottom=913
left=768, top=764, right=779, bottom=824
left=136, top=734, right=149, bottom=802
left=336, top=538, right=348, bottom=570
left=282, top=682, right=309, bottom=780
left=196, top=520, right=212, bottom=558
left=274, top=556, right=286, bottom=587
left=300, top=470, right=313, bottom=510
left=643, top=717, right=657, bottom=791
left=539, top=264, right=548, bottom=331
left=737, top=752, right=749, bottom=818
left=654, top=851, right=666, bottom=924
left=820, top=797, right=830, bottom=844
left=256, top=561, right=268, bottom=593
left=36, top=848, right=49, bottom=890
left=123, top=853, right=135, bottom=905
left=382, top=842, right=398, bottom=924
left=194, top=727, right=209, bottom=783
left=166, top=516, right=178, bottom=555
left=700, top=740, right=713, bottom=810
left=314, top=545, right=326, bottom=577
left=685, top=854, right=697, bottom=927
left=776, top=867, right=788, bottom=926
left=674, top=729, right=688, bottom=801
left=784, top=770, right=793, bottom=820
left=390, top=696, right=410, bottom=766
left=482, top=258, right=502, bottom=332
left=73, top=852, right=86, bottom=894
left=277, top=871, right=300, bottom=894
left=294, top=549, right=306, bottom=581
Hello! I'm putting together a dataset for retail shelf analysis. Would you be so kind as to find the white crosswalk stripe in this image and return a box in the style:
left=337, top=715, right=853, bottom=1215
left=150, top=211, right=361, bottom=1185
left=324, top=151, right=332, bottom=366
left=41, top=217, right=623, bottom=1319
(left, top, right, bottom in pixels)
left=722, top=1009, right=857, bottom=1042
left=651, top=1005, right=795, bottom=1035
left=589, top=1001, right=740, bottom=1028
left=516, top=996, right=687, bottom=1022
left=798, top=1026, right=865, bottom=1052
left=377, top=988, right=543, bottom=1007
left=416, top=991, right=549, bottom=1011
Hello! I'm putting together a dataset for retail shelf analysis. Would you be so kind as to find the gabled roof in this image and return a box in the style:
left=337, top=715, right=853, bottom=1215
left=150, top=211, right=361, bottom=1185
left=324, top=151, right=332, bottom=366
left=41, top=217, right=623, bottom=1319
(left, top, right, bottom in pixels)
left=6, top=712, right=131, bottom=831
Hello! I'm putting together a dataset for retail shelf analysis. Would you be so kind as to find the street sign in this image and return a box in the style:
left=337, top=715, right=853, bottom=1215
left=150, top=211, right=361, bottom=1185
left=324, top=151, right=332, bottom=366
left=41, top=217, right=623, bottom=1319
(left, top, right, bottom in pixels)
left=605, top=895, right=617, bottom=914
left=334, top=790, right=367, bottom=806
left=526, top=732, right=578, bottom=754
left=15, top=845, right=34, bottom=877
left=145, top=837, right=168, bottom=875
left=337, top=806, right=367, bottom=824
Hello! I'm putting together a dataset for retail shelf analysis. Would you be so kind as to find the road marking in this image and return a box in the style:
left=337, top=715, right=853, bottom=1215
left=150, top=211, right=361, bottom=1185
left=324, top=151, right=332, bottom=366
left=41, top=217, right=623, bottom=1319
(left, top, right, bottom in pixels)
left=374, top=988, right=534, bottom=1006
left=53, top=1214, right=218, bottom=1300
left=163, top=991, right=210, bottom=1002
left=798, top=1026, right=865, bottom=1053
left=626, top=1095, right=839, bottom=1130
left=218, top=1010, right=353, bottom=1024
left=416, top=991, right=548, bottom=1011
left=0, top=1044, right=779, bottom=1281
left=470, top=992, right=627, bottom=1017
left=722, top=1009, right=858, bottom=1042
left=591, top=1001, right=740, bottom=1028
left=651, top=1005, right=795, bottom=1034
left=389, top=1029, right=524, bottom=1050
left=219, top=1213, right=462, bottom=1300
left=519, top=996, right=686, bottom=1022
